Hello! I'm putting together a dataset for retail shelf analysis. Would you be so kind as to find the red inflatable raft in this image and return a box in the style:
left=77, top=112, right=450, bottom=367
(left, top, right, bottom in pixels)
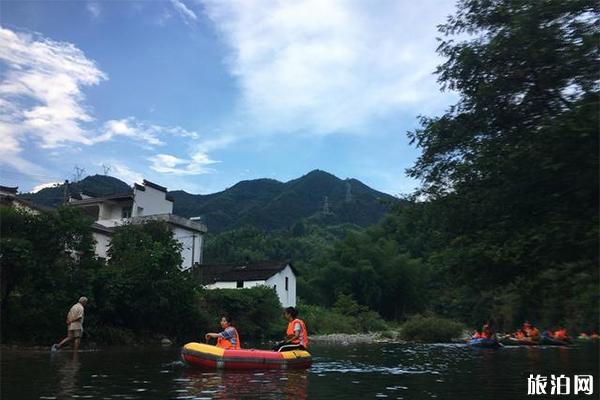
left=181, top=342, right=312, bottom=370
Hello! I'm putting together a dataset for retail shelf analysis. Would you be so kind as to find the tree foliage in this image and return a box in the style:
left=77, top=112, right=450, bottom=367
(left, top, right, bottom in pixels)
left=401, top=0, right=599, bottom=330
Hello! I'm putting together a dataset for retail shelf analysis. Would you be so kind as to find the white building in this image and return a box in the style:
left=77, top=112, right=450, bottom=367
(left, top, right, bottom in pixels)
left=70, top=179, right=207, bottom=270
left=197, top=261, right=297, bottom=307
left=0, top=185, right=52, bottom=214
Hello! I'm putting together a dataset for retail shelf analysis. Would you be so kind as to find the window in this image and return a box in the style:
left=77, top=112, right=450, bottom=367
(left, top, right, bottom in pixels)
left=136, top=206, right=144, bottom=216
left=121, top=207, right=132, bottom=218
left=236, top=280, right=244, bottom=288
left=285, top=277, right=289, bottom=291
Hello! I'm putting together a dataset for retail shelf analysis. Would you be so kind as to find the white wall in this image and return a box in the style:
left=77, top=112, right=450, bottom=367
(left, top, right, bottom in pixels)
left=203, top=266, right=296, bottom=307
left=133, top=185, right=172, bottom=216
left=99, top=203, right=123, bottom=220
left=205, top=280, right=267, bottom=289
left=92, top=231, right=111, bottom=259
left=266, top=265, right=296, bottom=307
left=172, top=226, right=203, bottom=270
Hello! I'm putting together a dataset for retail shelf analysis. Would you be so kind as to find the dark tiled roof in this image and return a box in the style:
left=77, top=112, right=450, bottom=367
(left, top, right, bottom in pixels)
left=196, top=261, right=295, bottom=284
left=69, top=192, right=133, bottom=205
left=143, top=179, right=167, bottom=193
left=91, top=222, right=114, bottom=234
left=0, top=185, right=18, bottom=194
left=1, top=194, right=54, bottom=212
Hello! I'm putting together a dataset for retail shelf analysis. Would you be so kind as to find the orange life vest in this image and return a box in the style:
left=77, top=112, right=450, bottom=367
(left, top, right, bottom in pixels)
left=554, top=329, right=568, bottom=340
left=481, top=325, right=492, bottom=338
left=216, top=326, right=240, bottom=349
left=525, top=327, right=540, bottom=340
left=286, top=319, right=308, bottom=348
left=515, top=331, right=525, bottom=339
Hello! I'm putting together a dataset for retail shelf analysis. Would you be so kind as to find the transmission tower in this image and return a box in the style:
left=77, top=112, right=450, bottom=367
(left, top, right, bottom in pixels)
left=345, top=181, right=353, bottom=202
left=102, top=164, right=112, bottom=175
left=73, top=165, right=86, bottom=182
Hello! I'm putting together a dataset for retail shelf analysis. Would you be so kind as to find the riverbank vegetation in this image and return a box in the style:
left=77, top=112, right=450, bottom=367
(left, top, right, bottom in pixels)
left=205, top=0, right=599, bottom=334
left=1, top=0, right=597, bottom=345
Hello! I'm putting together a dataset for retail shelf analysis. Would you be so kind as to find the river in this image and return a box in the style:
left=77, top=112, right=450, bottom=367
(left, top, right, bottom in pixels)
left=1, top=342, right=598, bottom=399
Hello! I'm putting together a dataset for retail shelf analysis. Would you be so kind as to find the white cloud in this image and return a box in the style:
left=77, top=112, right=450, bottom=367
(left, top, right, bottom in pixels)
left=171, top=0, right=198, bottom=25
left=149, top=152, right=218, bottom=175
left=0, top=27, right=107, bottom=151
left=0, top=27, right=207, bottom=180
left=110, top=163, right=144, bottom=185
left=31, top=181, right=62, bottom=193
left=202, top=0, right=456, bottom=135
left=86, top=2, right=101, bottom=19
left=93, top=117, right=200, bottom=146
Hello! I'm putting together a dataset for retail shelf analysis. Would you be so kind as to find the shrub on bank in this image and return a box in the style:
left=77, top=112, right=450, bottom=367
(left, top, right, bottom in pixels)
left=199, top=286, right=283, bottom=340
left=400, top=315, right=465, bottom=342
left=300, top=296, right=388, bottom=334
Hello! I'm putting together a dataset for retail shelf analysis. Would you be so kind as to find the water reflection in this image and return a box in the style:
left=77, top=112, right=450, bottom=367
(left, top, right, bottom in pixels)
left=54, top=351, right=81, bottom=399
left=1, top=342, right=597, bottom=400
left=179, top=369, right=308, bottom=399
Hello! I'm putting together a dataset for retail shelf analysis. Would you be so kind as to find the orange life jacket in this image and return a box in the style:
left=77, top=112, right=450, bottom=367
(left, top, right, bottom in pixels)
left=515, top=331, right=525, bottom=339
left=216, top=326, right=240, bottom=350
left=553, top=329, right=568, bottom=340
left=481, top=326, right=492, bottom=339
left=286, top=319, right=308, bottom=348
left=472, top=332, right=482, bottom=339
left=525, top=327, right=540, bottom=340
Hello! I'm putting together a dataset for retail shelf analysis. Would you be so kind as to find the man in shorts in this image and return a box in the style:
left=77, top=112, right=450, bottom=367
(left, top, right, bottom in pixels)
left=51, top=296, right=88, bottom=351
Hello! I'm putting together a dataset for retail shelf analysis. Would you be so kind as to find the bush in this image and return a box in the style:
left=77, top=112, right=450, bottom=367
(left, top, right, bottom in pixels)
left=85, top=325, right=135, bottom=345
left=199, top=286, right=283, bottom=341
left=400, top=315, right=465, bottom=342
left=300, top=297, right=388, bottom=334
left=301, top=304, right=357, bottom=334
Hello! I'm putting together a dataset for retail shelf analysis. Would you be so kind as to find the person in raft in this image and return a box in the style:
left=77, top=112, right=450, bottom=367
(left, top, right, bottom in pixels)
left=51, top=296, right=88, bottom=351
left=471, top=323, right=493, bottom=339
left=205, top=315, right=241, bottom=349
left=272, top=306, right=308, bottom=352
left=522, top=321, right=540, bottom=341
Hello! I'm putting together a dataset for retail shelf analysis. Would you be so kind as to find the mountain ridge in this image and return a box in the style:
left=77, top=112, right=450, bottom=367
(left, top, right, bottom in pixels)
left=18, top=169, right=398, bottom=232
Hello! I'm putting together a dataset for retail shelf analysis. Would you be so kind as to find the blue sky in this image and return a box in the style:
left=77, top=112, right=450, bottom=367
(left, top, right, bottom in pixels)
left=0, top=0, right=456, bottom=195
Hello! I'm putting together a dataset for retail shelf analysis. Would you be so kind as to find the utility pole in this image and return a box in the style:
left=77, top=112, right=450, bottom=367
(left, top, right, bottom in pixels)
left=62, top=180, right=70, bottom=204
left=191, top=234, right=196, bottom=268
left=102, top=164, right=111, bottom=175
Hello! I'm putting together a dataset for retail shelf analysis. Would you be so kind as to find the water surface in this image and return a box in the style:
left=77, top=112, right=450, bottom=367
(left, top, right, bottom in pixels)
left=2, top=342, right=598, bottom=399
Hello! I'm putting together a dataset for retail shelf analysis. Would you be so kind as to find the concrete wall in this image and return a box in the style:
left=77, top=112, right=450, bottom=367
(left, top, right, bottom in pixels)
left=133, top=185, right=172, bottom=216
left=172, top=226, right=203, bottom=270
left=204, top=280, right=267, bottom=289
left=92, top=231, right=111, bottom=259
left=266, top=265, right=296, bottom=307
left=202, top=265, right=296, bottom=307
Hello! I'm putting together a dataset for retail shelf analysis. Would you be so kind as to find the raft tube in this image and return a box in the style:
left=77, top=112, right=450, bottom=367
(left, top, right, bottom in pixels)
left=181, top=342, right=312, bottom=370
left=467, top=338, right=501, bottom=348
left=501, top=337, right=540, bottom=346
left=539, top=336, right=571, bottom=346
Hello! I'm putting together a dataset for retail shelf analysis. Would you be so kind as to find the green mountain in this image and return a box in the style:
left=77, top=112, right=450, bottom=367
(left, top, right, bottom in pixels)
left=19, top=175, right=131, bottom=207
left=19, top=170, right=397, bottom=231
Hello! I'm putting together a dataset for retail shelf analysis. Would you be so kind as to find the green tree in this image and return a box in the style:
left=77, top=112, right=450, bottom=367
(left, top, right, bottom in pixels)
left=97, top=220, right=203, bottom=340
left=403, top=0, right=598, bottom=329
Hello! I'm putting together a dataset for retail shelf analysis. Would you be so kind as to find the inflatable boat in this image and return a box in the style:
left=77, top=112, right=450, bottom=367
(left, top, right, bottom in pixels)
left=539, top=336, right=571, bottom=346
left=500, top=337, right=540, bottom=346
left=467, top=338, right=502, bottom=348
left=181, top=342, right=312, bottom=370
